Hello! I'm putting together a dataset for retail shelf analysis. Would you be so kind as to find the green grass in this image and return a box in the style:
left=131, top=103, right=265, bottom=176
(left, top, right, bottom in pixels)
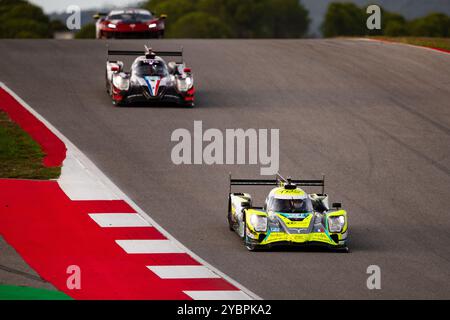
left=368, top=36, right=450, bottom=51
left=0, top=285, right=72, bottom=300
left=0, top=110, right=60, bottom=179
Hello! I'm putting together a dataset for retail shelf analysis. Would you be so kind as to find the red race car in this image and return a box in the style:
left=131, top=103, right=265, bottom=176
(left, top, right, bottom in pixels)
left=94, top=9, right=166, bottom=39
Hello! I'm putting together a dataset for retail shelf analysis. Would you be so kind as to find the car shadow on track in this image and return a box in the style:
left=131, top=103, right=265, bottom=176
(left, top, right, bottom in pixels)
left=117, top=101, right=193, bottom=109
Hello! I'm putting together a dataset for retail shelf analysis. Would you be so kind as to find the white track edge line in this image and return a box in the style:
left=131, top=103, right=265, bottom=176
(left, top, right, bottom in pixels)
left=354, top=37, right=450, bottom=57
left=0, top=82, right=261, bottom=300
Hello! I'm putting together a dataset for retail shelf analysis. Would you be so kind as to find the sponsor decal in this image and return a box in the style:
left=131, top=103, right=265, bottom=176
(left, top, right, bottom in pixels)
left=144, top=76, right=161, bottom=96
left=279, top=213, right=309, bottom=219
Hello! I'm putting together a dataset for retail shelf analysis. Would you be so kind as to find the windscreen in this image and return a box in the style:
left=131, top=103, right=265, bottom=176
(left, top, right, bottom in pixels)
left=134, top=60, right=168, bottom=77
left=270, top=198, right=313, bottom=213
left=108, top=12, right=153, bottom=22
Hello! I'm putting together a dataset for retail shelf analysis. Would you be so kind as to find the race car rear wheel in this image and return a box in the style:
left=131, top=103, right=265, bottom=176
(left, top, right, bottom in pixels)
left=112, top=99, right=125, bottom=107
left=227, top=197, right=234, bottom=231
left=106, top=72, right=110, bottom=93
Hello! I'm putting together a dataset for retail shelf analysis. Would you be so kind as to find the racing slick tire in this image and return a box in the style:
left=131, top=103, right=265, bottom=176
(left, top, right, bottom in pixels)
left=227, top=216, right=234, bottom=231
left=106, top=73, right=109, bottom=93
left=227, top=198, right=234, bottom=231
left=338, top=246, right=350, bottom=253
left=112, top=99, right=125, bottom=107
left=113, top=100, right=125, bottom=108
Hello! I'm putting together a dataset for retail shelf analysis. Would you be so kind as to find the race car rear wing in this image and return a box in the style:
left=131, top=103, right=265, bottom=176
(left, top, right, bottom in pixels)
left=229, top=173, right=325, bottom=194
left=107, top=46, right=184, bottom=63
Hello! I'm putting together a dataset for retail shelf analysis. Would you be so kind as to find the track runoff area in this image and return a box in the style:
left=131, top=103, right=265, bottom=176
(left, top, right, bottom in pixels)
left=0, top=38, right=449, bottom=316
left=0, top=83, right=279, bottom=316
left=0, top=83, right=258, bottom=301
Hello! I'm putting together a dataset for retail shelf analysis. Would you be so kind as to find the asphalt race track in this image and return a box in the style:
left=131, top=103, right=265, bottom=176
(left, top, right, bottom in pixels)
left=0, top=39, right=449, bottom=299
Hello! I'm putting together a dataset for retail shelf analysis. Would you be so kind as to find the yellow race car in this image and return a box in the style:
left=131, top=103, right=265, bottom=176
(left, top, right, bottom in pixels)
left=228, top=174, right=349, bottom=252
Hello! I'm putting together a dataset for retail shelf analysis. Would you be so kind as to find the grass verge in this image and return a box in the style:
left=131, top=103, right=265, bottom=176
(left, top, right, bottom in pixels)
left=0, top=110, right=60, bottom=179
left=0, top=285, right=72, bottom=300
left=368, top=36, right=450, bottom=52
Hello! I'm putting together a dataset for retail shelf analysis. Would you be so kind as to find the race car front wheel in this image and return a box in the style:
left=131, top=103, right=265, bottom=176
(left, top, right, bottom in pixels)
left=337, top=246, right=350, bottom=253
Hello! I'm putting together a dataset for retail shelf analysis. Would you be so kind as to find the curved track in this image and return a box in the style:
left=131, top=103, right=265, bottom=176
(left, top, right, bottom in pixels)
left=1, top=39, right=449, bottom=299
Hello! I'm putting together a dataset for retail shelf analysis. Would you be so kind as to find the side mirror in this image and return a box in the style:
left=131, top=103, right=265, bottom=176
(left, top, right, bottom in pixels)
left=332, top=202, right=342, bottom=209
left=93, top=14, right=100, bottom=20
left=160, top=14, right=168, bottom=19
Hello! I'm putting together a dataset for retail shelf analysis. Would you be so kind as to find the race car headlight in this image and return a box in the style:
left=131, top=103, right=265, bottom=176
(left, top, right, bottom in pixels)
left=249, top=215, right=267, bottom=232
left=112, top=76, right=130, bottom=91
left=185, top=77, right=193, bottom=89
left=148, top=23, right=157, bottom=28
left=107, top=23, right=117, bottom=29
left=328, top=215, right=345, bottom=233
left=176, top=77, right=193, bottom=92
